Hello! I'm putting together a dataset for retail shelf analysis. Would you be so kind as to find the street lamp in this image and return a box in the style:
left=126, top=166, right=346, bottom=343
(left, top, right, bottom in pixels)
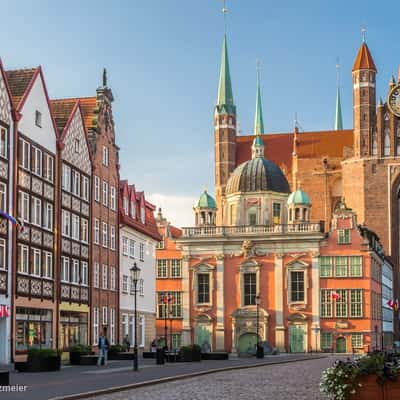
left=162, top=294, right=168, bottom=352
left=168, top=296, right=175, bottom=355
left=255, top=294, right=263, bottom=358
left=130, top=262, right=141, bottom=371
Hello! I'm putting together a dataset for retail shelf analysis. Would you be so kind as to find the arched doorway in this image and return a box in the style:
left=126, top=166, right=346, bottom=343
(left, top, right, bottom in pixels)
left=238, top=333, right=259, bottom=356
left=336, top=337, right=346, bottom=353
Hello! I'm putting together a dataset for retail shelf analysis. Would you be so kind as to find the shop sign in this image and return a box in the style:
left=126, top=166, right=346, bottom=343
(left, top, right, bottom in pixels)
left=0, top=304, right=10, bottom=318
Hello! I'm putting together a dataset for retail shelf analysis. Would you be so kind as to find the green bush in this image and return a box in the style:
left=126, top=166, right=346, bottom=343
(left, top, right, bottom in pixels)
left=70, top=344, right=91, bottom=353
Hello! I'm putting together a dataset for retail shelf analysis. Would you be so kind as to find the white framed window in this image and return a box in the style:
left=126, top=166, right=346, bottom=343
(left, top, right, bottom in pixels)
left=18, top=244, right=29, bottom=274
left=157, top=260, right=168, bottom=278
left=0, top=127, right=7, bottom=158
left=138, top=279, right=144, bottom=296
left=0, top=239, right=6, bottom=270
left=102, top=306, right=108, bottom=325
left=110, top=266, right=116, bottom=290
left=243, top=272, right=257, bottom=306
left=139, top=315, right=145, bottom=347
left=102, top=146, right=109, bottom=166
left=94, top=218, right=100, bottom=244
left=81, top=262, right=88, bottom=286
left=289, top=271, right=304, bottom=303
left=123, top=197, right=128, bottom=215
left=74, top=138, right=80, bottom=153
left=94, top=262, right=99, bottom=288
left=72, top=170, right=80, bottom=196
left=31, top=197, right=42, bottom=226
left=43, top=252, right=53, bottom=279
left=62, top=164, right=71, bottom=191
left=71, top=214, right=80, bottom=241
left=102, top=222, right=108, bottom=248
left=71, top=259, right=80, bottom=284
left=351, top=333, right=363, bottom=349
left=0, top=182, right=6, bottom=211
left=110, top=308, right=115, bottom=345
left=44, top=154, right=54, bottom=182
left=93, top=307, right=99, bottom=345
left=140, top=206, right=145, bottom=224
left=130, top=201, right=136, bottom=219
left=122, top=237, right=129, bottom=255
left=102, top=264, right=108, bottom=289
left=81, top=218, right=89, bottom=243
left=19, top=138, right=30, bottom=170
left=129, top=239, right=135, bottom=258
left=18, top=191, right=30, bottom=223
left=43, top=202, right=53, bottom=230
left=139, top=243, right=144, bottom=261
left=62, top=210, right=71, bottom=237
left=110, top=225, right=116, bottom=250
left=32, top=248, right=41, bottom=277
left=82, top=176, right=89, bottom=201
left=122, top=275, right=128, bottom=293
left=61, top=257, right=70, bottom=282
left=94, top=176, right=100, bottom=202
left=35, top=110, right=42, bottom=127
left=110, top=186, right=116, bottom=210
left=171, top=259, right=182, bottom=278
left=102, top=181, right=108, bottom=206
left=32, top=146, right=42, bottom=176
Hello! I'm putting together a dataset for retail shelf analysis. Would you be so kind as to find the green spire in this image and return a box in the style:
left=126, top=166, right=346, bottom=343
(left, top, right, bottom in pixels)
left=254, top=62, right=264, bottom=135
left=334, top=86, right=343, bottom=130
left=334, top=59, right=343, bottom=131
left=216, top=35, right=235, bottom=115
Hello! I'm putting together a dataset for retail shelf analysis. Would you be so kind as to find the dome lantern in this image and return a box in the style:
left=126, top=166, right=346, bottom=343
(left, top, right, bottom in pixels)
left=194, top=190, right=217, bottom=226
left=287, top=187, right=311, bottom=223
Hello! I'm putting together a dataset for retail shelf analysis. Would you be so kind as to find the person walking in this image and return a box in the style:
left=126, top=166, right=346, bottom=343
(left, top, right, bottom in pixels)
left=123, top=334, right=130, bottom=352
left=97, top=327, right=109, bottom=366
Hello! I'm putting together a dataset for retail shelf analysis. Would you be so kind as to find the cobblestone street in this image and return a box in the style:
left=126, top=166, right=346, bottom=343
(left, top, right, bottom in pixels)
left=89, top=357, right=334, bottom=400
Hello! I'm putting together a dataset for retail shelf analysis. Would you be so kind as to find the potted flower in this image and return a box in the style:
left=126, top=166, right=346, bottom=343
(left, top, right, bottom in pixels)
left=320, top=352, right=400, bottom=400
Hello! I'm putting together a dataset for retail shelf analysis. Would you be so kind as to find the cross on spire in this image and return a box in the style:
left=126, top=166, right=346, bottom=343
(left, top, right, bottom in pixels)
left=222, top=0, right=228, bottom=34
left=361, top=25, right=367, bottom=43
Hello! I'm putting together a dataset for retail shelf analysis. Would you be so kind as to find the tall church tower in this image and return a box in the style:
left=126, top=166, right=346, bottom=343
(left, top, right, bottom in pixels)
left=352, top=39, right=377, bottom=157
left=214, top=34, right=236, bottom=225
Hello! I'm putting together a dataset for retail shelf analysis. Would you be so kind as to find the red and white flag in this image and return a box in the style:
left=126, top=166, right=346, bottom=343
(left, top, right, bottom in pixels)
left=331, top=291, right=341, bottom=300
left=387, top=299, right=399, bottom=311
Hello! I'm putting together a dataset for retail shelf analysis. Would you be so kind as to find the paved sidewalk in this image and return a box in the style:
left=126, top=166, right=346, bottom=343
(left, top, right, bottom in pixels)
left=1, top=354, right=327, bottom=400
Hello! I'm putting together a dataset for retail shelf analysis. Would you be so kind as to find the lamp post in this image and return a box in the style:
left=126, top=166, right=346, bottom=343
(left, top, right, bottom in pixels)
left=162, top=294, right=168, bottom=352
left=255, top=294, right=263, bottom=358
left=169, top=296, right=175, bottom=354
left=130, top=263, right=141, bottom=372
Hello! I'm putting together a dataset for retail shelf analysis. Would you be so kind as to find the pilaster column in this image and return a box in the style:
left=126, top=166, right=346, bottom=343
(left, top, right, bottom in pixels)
left=215, top=254, right=225, bottom=350
left=274, top=254, right=285, bottom=351
left=181, top=254, right=191, bottom=345
left=311, top=252, right=321, bottom=351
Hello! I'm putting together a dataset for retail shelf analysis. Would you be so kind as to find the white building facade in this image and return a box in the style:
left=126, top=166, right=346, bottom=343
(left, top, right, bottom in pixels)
left=381, top=259, right=394, bottom=349
left=119, top=182, right=160, bottom=351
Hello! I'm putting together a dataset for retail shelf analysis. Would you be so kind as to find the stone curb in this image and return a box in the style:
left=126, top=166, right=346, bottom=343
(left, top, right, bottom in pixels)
left=50, top=355, right=327, bottom=400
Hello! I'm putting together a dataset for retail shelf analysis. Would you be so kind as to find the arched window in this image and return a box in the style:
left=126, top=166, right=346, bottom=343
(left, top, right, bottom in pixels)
left=247, top=207, right=258, bottom=226
left=384, top=128, right=390, bottom=156
left=140, top=206, right=145, bottom=224
left=372, top=130, right=378, bottom=156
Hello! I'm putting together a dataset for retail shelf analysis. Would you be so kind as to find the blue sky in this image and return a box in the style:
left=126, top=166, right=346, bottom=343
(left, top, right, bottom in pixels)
left=1, top=1, right=398, bottom=226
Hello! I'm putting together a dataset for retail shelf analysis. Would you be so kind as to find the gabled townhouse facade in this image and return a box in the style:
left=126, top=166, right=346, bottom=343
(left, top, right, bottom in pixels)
left=51, top=99, right=92, bottom=350
left=6, top=67, right=58, bottom=362
left=0, top=59, right=14, bottom=364
left=119, top=181, right=160, bottom=352
left=155, top=209, right=183, bottom=351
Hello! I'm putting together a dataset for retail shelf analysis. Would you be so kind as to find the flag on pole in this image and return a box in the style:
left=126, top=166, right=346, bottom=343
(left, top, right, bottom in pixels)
left=387, top=299, right=399, bottom=311
left=0, top=210, right=25, bottom=232
left=331, top=291, right=341, bottom=300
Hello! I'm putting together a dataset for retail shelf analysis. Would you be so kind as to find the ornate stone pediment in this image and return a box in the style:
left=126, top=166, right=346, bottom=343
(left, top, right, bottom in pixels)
left=287, top=312, right=307, bottom=322
left=194, top=313, right=213, bottom=323
left=191, top=262, right=215, bottom=272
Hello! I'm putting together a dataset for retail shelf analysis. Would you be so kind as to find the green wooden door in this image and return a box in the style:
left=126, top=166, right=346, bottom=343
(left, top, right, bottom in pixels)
left=336, top=337, right=346, bottom=353
left=289, top=325, right=304, bottom=353
left=195, top=325, right=211, bottom=352
left=238, top=333, right=258, bottom=355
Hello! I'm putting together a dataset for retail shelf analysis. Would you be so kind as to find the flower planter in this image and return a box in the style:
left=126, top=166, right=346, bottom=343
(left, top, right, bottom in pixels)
left=350, top=375, right=383, bottom=400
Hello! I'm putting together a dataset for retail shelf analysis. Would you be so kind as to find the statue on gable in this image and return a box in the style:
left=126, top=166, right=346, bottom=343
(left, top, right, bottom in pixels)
left=240, top=240, right=256, bottom=258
